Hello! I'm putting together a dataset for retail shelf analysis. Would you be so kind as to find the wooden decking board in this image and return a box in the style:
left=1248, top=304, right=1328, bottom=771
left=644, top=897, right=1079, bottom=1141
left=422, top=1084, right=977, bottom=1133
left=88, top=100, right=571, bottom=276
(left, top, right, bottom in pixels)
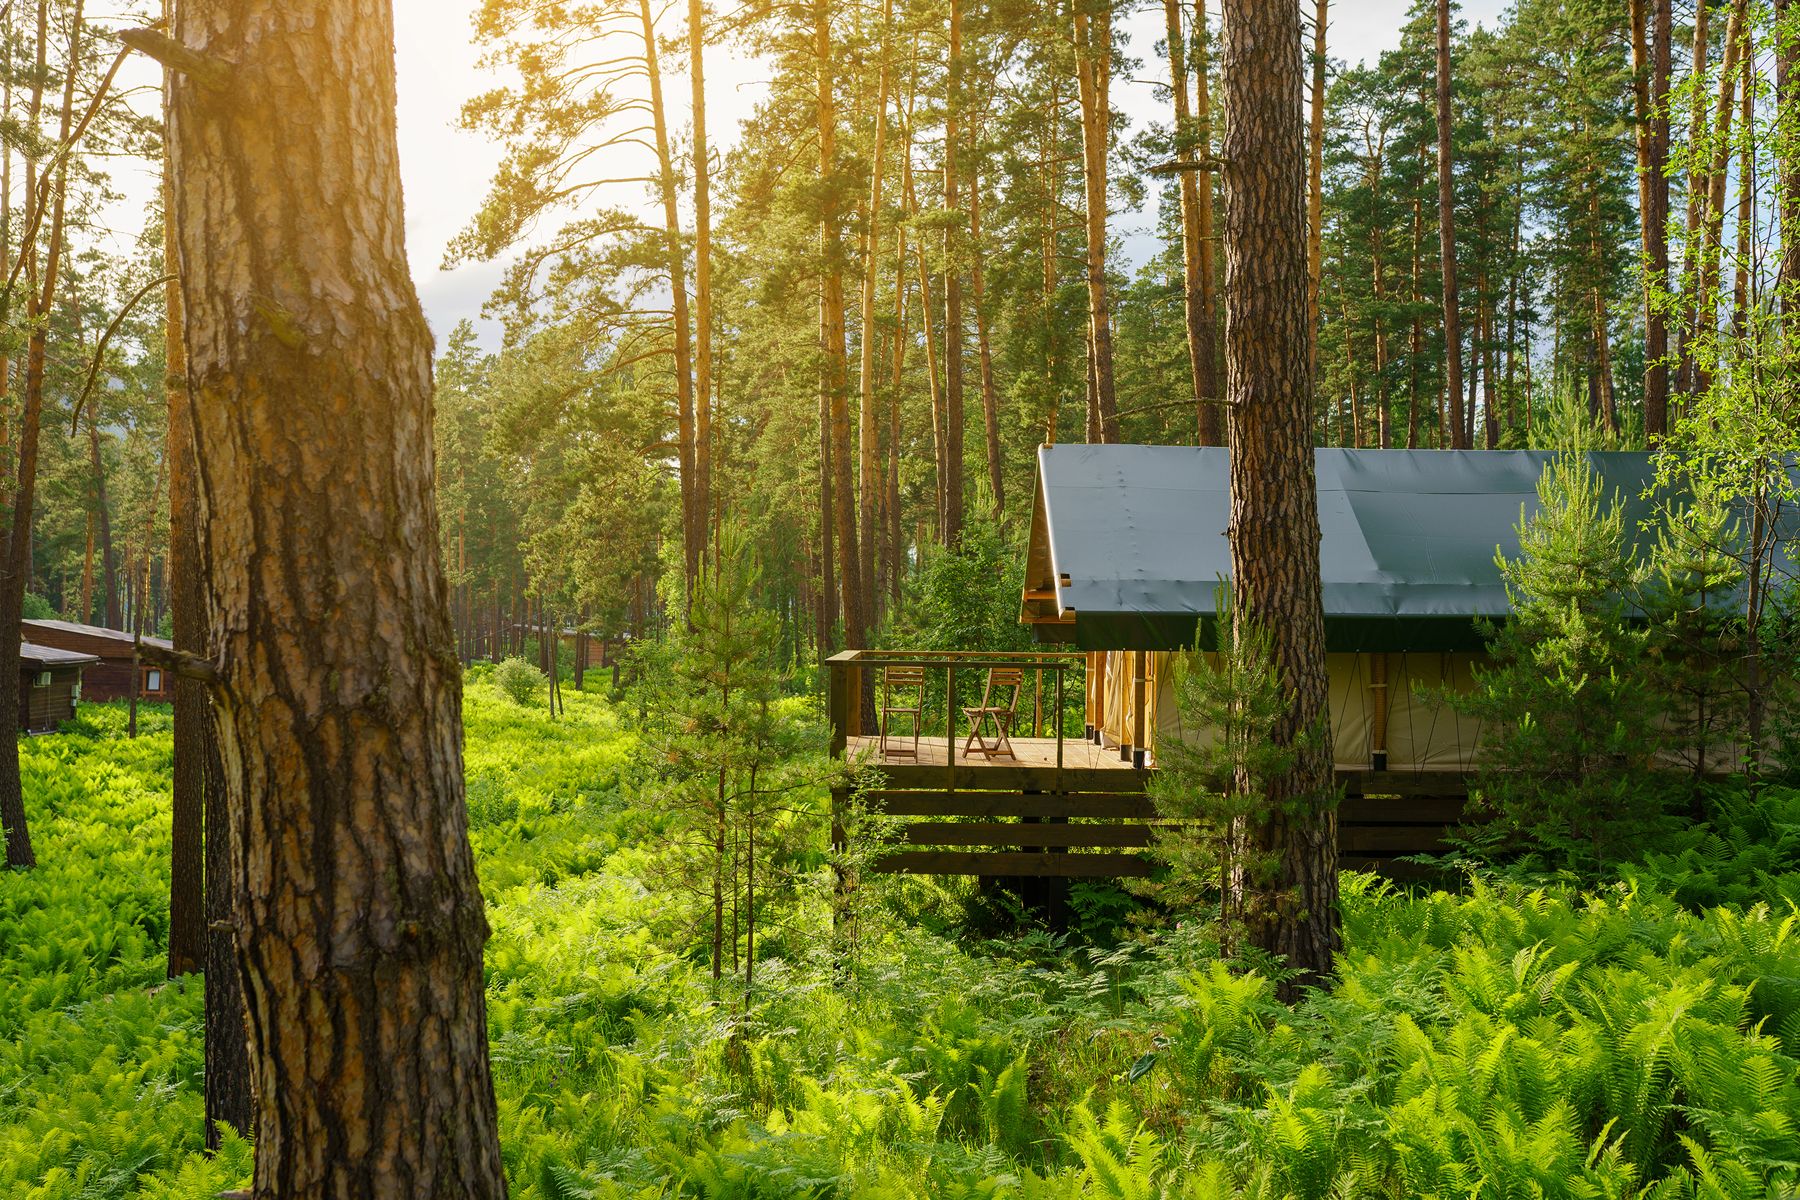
left=901, top=821, right=1155, bottom=849
left=863, top=791, right=1159, bottom=819
left=875, top=851, right=1155, bottom=878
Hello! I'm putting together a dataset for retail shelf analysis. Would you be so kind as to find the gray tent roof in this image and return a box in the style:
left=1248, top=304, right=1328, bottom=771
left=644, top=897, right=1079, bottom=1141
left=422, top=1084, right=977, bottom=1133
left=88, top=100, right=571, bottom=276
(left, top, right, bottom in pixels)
left=1022, top=445, right=1793, bottom=652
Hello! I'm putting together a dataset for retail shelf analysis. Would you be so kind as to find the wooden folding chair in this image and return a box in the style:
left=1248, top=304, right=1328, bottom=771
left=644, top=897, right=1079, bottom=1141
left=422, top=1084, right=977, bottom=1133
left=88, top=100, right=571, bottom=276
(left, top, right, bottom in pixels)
left=879, top=666, right=926, bottom=758
left=962, top=667, right=1024, bottom=760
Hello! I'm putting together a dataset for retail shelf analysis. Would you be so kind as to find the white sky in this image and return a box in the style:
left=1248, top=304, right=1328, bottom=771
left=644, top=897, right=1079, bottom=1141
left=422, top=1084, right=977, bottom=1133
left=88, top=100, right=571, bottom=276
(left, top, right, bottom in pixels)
left=109, top=0, right=1514, bottom=347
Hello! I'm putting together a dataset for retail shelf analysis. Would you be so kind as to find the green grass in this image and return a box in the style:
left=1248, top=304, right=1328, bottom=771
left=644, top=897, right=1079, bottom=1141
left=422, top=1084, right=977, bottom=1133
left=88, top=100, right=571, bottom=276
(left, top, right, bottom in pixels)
left=4, top=686, right=1800, bottom=1197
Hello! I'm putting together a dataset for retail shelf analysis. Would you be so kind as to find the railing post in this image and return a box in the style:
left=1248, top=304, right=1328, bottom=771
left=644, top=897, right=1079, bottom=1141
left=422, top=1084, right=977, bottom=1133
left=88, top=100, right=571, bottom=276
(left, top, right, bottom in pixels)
left=1130, top=650, right=1148, bottom=769
left=945, top=663, right=956, bottom=791
left=827, top=652, right=851, bottom=758
left=846, top=660, right=863, bottom=740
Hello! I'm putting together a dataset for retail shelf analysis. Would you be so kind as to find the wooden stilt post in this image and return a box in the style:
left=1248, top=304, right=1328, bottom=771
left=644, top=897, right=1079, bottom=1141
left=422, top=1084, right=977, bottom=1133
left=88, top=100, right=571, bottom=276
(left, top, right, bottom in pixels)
left=1369, top=652, right=1390, bottom=771
left=1130, top=650, right=1148, bottom=769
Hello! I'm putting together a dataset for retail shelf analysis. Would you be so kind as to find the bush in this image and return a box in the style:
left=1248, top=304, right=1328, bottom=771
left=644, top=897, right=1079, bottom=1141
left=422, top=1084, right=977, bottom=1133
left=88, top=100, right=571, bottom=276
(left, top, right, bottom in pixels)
left=492, top=656, right=544, bottom=705
left=1450, top=453, right=1678, bottom=872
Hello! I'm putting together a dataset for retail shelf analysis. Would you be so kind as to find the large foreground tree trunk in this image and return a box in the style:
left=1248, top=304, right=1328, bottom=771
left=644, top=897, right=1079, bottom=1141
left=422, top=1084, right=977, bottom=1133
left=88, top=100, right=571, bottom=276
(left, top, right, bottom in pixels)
left=1219, top=0, right=1338, bottom=1001
left=158, top=2, right=507, bottom=1193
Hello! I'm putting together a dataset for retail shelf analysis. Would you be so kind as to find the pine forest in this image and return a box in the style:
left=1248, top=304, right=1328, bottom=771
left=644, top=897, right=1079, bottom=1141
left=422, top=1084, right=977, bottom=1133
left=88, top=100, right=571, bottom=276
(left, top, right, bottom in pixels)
left=1, top=0, right=1798, bottom=1197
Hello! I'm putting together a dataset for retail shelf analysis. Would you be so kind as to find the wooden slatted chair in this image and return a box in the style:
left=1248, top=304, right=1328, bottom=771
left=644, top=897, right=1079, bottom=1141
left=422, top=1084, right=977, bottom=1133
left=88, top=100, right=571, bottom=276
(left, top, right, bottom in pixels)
left=879, top=666, right=927, bottom=758
left=962, top=667, right=1024, bottom=760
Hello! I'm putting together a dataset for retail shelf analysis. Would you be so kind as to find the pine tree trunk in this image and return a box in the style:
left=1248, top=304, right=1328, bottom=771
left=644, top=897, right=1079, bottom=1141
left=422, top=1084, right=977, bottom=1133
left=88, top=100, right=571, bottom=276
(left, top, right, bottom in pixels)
left=1367, top=139, right=1391, bottom=448
left=1434, top=0, right=1466, bottom=448
left=914, top=188, right=947, bottom=535
left=1167, top=0, right=1204, bottom=434
left=85, top=421, right=121, bottom=627
left=1040, top=81, right=1064, bottom=443
left=1407, top=182, right=1424, bottom=449
left=166, top=118, right=203, bottom=980
left=889, top=98, right=911, bottom=608
left=81, top=510, right=95, bottom=619
left=817, top=0, right=865, bottom=639
left=858, top=0, right=891, bottom=607
left=640, top=0, right=700, bottom=599
left=0, top=0, right=74, bottom=871
left=163, top=2, right=507, bottom=1192
left=1779, top=0, right=1800, bottom=313
left=1632, top=0, right=1673, bottom=439
left=1220, top=0, right=1338, bottom=1001
left=1193, top=0, right=1223, bottom=446
left=969, top=153, right=1003, bottom=518
left=1074, top=0, right=1119, bottom=442
left=1693, top=0, right=1747, bottom=398
left=1306, top=0, right=1328, bottom=363
left=689, top=0, right=714, bottom=557
left=942, top=0, right=966, bottom=545
left=1732, top=47, right=1753, bottom=341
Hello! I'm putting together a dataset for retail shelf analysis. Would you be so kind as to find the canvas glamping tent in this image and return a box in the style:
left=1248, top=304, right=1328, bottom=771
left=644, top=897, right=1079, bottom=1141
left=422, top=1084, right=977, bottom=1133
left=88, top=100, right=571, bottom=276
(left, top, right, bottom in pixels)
left=1019, top=444, right=1765, bottom=774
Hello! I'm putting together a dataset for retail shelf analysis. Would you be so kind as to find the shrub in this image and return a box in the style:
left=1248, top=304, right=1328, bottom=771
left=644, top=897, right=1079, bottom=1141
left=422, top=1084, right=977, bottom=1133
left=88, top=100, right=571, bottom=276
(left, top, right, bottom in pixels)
left=1450, top=453, right=1678, bottom=872
left=493, top=656, right=545, bottom=705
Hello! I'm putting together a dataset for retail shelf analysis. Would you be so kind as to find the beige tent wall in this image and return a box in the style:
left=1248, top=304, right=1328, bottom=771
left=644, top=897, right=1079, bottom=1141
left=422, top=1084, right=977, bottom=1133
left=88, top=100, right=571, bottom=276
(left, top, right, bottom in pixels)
left=1090, top=649, right=1489, bottom=771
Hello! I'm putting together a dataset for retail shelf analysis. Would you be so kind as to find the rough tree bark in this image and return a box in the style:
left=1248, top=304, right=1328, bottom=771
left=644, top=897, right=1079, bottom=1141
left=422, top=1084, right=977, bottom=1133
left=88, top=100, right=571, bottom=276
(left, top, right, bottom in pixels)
left=1219, top=0, right=1338, bottom=1001
left=165, top=101, right=204, bottom=980
left=160, top=100, right=252, bottom=1137
left=157, top=1, right=507, bottom=1192
left=1434, top=0, right=1466, bottom=448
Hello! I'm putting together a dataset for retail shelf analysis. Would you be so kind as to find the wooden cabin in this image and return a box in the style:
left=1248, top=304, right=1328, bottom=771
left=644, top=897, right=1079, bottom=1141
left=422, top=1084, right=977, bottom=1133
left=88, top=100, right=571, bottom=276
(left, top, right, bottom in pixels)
left=18, top=643, right=97, bottom=733
left=20, top=619, right=173, bottom=704
left=834, top=445, right=1791, bottom=879
left=1020, top=445, right=1684, bottom=774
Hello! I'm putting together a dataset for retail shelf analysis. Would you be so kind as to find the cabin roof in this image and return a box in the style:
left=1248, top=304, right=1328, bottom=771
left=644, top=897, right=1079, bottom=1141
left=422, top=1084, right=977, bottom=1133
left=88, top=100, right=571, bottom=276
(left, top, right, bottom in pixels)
left=22, top=618, right=174, bottom=654
left=20, top=642, right=100, bottom=670
left=1021, top=445, right=1794, bottom=652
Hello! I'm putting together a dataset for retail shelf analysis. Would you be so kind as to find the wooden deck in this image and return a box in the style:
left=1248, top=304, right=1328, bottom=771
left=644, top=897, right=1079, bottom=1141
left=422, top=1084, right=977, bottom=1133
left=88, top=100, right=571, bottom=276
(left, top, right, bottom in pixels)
left=827, top=651, right=1472, bottom=882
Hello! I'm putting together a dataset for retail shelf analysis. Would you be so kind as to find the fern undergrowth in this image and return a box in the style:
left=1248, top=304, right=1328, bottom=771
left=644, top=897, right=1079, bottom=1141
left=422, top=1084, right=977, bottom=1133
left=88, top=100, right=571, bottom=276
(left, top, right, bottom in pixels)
left=4, top=690, right=1799, bottom=1198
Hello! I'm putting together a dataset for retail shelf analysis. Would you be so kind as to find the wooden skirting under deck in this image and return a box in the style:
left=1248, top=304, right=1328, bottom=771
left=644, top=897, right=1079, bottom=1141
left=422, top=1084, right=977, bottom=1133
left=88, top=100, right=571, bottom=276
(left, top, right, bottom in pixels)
left=837, top=761, right=1472, bottom=881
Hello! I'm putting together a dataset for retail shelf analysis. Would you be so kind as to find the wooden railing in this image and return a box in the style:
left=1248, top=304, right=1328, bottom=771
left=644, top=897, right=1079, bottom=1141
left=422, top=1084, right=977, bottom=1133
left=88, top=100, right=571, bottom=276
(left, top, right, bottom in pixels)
left=825, top=648, right=1085, bottom=766
left=825, top=650, right=1474, bottom=881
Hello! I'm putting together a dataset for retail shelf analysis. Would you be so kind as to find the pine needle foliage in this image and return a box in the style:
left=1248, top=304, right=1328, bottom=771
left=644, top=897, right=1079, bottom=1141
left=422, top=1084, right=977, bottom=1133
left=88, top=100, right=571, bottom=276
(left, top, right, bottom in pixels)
left=1453, top=452, right=1679, bottom=871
